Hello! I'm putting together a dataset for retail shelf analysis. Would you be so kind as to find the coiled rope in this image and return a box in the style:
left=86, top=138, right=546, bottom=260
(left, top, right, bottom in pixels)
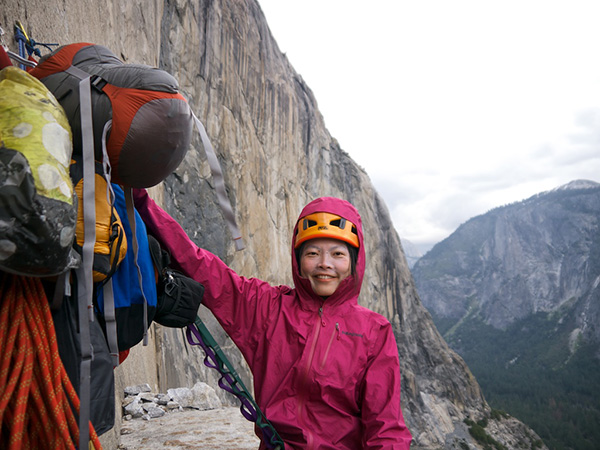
left=0, top=272, right=101, bottom=449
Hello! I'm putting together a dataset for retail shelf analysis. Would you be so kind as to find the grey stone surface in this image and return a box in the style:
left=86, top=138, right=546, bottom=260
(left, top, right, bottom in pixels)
left=118, top=407, right=259, bottom=450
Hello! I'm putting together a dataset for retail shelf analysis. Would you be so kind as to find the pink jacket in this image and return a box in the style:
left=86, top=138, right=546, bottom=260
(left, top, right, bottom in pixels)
left=134, top=191, right=412, bottom=449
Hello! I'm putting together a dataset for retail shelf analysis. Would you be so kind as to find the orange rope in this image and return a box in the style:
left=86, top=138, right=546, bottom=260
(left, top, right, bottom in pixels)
left=0, top=273, right=102, bottom=449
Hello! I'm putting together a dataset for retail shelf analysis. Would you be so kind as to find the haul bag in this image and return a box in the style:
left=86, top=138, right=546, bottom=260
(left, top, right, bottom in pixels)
left=29, top=43, right=193, bottom=188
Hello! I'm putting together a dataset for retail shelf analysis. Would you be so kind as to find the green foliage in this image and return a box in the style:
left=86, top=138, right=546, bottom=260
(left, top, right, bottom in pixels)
left=429, top=314, right=458, bottom=336
left=443, top=312, right=600, bottom=450
left=532, top=439, right=544, bottom=449
left=464, top=418, right=506, bottom=450
left=490, top=408, right=509, bottom=421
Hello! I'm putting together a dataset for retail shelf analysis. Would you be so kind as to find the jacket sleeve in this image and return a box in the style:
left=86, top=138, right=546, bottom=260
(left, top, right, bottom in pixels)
left=361, top=320, right=412, bottom=449
left=131, top=188, right=284, bottom=361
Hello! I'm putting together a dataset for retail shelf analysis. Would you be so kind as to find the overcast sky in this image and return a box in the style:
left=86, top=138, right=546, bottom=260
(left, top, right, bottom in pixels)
left=258, top=1, right=600, bottom=254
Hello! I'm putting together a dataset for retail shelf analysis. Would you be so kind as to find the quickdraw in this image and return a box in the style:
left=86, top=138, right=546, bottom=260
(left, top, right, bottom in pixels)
left=186, top=316, right=285, bottom=450
left=13, top=20, right=57, bottom=69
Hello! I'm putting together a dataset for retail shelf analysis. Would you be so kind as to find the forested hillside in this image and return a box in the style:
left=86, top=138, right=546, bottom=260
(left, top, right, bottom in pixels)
left=413, top=180, right=600, bottom=449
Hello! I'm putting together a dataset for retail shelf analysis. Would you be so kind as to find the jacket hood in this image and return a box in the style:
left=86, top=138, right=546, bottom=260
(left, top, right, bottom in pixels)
left=291, top=197, right=365, bottom=307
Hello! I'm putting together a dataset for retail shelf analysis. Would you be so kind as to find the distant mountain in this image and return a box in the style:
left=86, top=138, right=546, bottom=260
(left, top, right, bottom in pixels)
left=400, top=238, right=422, bottom=268
left=412, top=180, right=600, bottom=450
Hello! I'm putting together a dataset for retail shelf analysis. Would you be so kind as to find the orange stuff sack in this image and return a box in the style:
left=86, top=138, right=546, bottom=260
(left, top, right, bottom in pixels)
left=70, top=156, right=126, bottom=283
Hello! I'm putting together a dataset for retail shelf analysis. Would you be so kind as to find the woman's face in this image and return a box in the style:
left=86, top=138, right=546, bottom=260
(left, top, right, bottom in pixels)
left=299, top=238, right=352, bottom=298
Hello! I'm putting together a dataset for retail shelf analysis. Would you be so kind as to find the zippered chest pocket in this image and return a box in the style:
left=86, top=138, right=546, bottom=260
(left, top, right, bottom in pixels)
left=314, top=322, right=368, bottom=390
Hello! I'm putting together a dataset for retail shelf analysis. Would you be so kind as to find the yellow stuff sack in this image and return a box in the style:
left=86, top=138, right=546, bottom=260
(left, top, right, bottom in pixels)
left=0, top=66, right=77, bottom=276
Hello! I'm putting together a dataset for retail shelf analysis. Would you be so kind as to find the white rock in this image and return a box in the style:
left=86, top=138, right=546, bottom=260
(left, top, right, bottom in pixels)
left=139, top=392, right=156, bottom=402
left=167, top=387, right=194, bottom=408
left=191, top=382, right=222, bottom=410
left=124, top=384, right=152, bottom=396
left=124, top=398, right=144, bottom=418
left=146, top=405, right=166, bottom=418
left=156, top=393, right=170, bottom=405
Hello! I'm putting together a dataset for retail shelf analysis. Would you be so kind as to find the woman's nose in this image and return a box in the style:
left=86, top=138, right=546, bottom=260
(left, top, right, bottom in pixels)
left=318, top=254, right=333, bottom=268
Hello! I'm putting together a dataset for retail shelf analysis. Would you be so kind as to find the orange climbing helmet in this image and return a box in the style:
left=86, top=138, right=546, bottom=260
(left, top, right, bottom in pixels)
left=294, top=212, right=359, bottom=249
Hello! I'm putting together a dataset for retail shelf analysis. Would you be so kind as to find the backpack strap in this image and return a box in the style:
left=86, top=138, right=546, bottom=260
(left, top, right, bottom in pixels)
left=50, top=271, right=69, bottom=311
left=73, top=73, right=94, bottom=449
left=101, top=278, right=120, bottom=365
left=123, top=185, right=150, bottom=346
left=99, top=120, right=121, bottom=367
left=192, top=112, right=245, bottom=251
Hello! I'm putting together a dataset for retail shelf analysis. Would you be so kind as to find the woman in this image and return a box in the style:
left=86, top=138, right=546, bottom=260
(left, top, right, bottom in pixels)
left=134, top=192, right=412, bottom=449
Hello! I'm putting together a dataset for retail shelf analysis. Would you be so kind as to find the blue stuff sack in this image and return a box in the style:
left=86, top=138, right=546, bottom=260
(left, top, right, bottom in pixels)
left=95, top=184, right=156, bottom=351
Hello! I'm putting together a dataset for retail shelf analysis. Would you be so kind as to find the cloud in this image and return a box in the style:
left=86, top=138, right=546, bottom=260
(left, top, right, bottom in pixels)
left=373, top=173, right=485, bottom=253
left=567, top=108, right=600, bottom=151
left=259, top=0, right=600, bottom=255
left=374, top=135, right=600, bottom=255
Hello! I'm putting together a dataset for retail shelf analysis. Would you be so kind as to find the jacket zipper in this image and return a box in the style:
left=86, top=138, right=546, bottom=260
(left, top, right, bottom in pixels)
left=297, top=304, right=325, bottom=450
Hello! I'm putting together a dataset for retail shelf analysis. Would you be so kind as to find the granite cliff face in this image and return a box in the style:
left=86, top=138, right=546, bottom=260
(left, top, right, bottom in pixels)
left=413, top=180, right=600, bottom=338
left=3, top=1, right=544, bottom=448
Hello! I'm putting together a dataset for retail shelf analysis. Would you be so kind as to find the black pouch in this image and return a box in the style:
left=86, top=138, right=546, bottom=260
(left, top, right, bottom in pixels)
left=155, top=268, right=205, bottom=327
left=147, top=234, right=204, bottom=328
